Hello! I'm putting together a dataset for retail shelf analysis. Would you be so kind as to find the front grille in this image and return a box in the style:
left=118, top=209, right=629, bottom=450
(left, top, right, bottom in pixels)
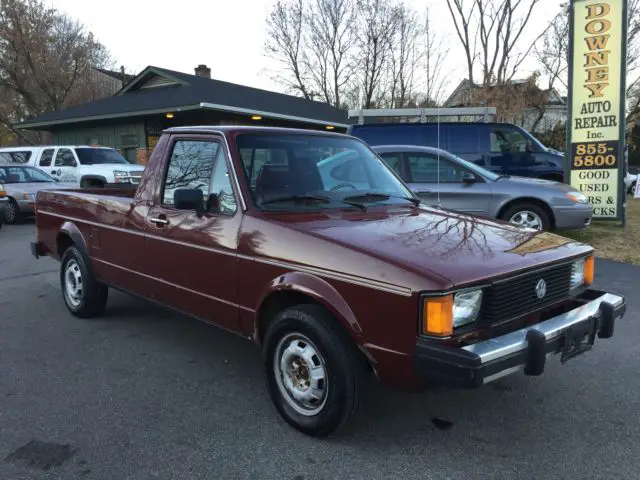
left=480, top=263, right=572, bottom=325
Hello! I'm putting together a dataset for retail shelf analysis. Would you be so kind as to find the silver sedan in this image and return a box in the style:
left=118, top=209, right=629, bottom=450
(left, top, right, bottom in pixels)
left=0, top=165, right=63, bottom=224
left=372, top=145, right=593, bottom=231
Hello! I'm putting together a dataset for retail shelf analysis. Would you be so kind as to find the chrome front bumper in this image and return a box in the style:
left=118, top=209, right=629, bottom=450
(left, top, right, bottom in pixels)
left=414, top=290, right=626, bottom=388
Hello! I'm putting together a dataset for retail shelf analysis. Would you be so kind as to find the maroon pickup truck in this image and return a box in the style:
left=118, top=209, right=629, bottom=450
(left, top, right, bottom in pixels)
left=31, top=126, right=626, bottom=437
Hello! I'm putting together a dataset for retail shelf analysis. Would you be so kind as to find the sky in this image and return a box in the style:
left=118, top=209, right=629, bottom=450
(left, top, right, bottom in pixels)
left=47, top=0, right=565, bottom=101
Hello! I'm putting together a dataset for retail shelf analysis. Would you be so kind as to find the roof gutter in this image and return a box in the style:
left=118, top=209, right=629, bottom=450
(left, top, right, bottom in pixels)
left=14, top=104, right=204, bottom=129
left=15, top=103, right=349, bottom=130
left=198, top=102, right=349, bottom=128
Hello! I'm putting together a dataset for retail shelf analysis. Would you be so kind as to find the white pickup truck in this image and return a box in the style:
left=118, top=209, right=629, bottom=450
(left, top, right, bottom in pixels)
left=0, top=145, right=145, bottom=187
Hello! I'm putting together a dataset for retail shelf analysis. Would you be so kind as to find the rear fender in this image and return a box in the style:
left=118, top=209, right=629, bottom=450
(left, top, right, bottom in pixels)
left=254, top=271, right=363, bottom=342
left=57, top=222, right=94, bottom=274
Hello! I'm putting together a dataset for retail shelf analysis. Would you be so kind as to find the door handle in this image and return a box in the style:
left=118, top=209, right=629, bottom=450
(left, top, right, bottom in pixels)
left=413, top=189, right=431, bottom=194
left=149, top=217, right=169, bottom=226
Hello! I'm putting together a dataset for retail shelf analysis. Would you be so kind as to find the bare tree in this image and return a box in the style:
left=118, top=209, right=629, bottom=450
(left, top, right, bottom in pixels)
left=387, top=4, right=419, bottom=107
left=0, top=0, right=112, bottom=144
left=354, top=0, right=398, bottom=108
left=445, top=0, right=541, bottom=86
left=422, top=7, right=449, bottom=105
left=265, top=0, right=313, bottom=100
left=445, top=0, right=478, bottom=85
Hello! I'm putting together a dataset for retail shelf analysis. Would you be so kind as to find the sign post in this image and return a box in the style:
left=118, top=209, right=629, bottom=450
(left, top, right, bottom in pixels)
left=566, top=0, right=628, bottom=225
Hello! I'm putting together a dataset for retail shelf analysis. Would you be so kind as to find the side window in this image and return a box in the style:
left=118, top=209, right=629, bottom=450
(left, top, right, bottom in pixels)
left=490, top=127, right=527, bottom=153
left=407, top=154, right=470, bottom=183
left=330, top=158, right=367, bottom=183
left=208, top=148, right=237, bottom=215
left=54, top=148, right=76, bottom=167
left=162, top=140, right=219, bottom=206
left=39, top=149, right=55, bottom=167
left=0, top=151, right=32, bottom=164
left=378, top=153, right=403, bottom=176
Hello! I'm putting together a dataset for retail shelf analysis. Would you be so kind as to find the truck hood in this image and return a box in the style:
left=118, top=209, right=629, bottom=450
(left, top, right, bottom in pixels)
left=286, top=206, right=592, bottom=288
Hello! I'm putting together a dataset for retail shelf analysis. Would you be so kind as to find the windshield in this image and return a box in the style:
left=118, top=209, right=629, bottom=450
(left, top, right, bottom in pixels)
left=447, top=152, right=501, bottom=181
left=237, top=133, right=416, bottom=210
left=0, top=166, right=55, bottom=183
left=75, top=148, right=130, bottom=165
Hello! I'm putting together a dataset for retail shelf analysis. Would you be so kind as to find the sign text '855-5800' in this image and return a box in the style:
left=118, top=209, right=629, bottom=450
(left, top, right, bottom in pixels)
left=567, top=0, right=627, bottom=221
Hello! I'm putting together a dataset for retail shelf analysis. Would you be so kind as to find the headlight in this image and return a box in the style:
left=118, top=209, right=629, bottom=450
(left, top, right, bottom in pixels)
left=421, top=288, right=483, bottom=336
left=453, top=289, right=483, bottom=327
left=571, top=255, right=595, bottom=290
left=566, top=191, right=589, bottom=204
left=113, top=170, right=130, bottom=183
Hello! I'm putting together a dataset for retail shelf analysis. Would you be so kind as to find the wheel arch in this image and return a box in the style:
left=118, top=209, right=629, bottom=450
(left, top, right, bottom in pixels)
left=55, top=222, right=97, bottom=278
left=497, top=197, right=556, bottom=229
left=254, top=271, right=364, bottom=346
left=80, top=175, right=108, bottom=187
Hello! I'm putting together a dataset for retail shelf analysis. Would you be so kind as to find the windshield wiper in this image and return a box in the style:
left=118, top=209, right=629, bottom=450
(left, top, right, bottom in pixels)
left=260, top=194, right=332, bottom=207
left=343, top=192, right=420, bottom=206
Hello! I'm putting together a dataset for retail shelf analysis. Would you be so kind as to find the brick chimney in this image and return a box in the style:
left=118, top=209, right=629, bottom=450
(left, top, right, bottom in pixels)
left=194, top=64, right=211, bottom=78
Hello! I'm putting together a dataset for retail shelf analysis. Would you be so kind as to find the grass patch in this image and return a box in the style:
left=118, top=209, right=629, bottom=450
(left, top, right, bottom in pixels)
left=562, top=197, right=640, bottom=265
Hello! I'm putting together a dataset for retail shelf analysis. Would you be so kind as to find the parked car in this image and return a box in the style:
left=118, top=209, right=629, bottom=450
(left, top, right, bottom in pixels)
left=0, top=164, right=66, bottom=224
left=31, top=126, right=626, bottom=437
left=369, top=145, right=592, bottom=231
left=0, top=145, right=144, bottom=188
left=0, top=187, right=7, bottom=230
left=348, top=122, right=566, bottom=182
left=626, top=170, right=638, bottom=195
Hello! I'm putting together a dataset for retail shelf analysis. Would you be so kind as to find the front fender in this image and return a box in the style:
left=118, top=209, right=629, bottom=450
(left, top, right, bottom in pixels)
left=255, top=271, right=363, bottom=341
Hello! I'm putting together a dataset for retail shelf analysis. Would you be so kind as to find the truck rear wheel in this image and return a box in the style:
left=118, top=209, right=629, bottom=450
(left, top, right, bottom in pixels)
left=262, top=304, right=364, bottom=437
left=60, top=246, right=108, bottom=318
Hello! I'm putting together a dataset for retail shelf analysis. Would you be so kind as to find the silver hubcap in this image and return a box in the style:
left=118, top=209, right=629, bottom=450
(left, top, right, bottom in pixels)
left=509, top=210, right=543, bottom=230
left=274, top=333, right=328, bottom=416
left=64, top=260, right=83, bottom=308
left=6, top=202, right=16, bottom=222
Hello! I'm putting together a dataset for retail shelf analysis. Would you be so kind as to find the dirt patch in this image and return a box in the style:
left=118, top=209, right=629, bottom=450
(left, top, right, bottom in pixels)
left=562, top=198, right=640, bottom=265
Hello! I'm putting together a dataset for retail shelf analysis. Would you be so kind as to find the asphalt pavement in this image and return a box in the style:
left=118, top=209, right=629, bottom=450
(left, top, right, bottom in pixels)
left=1, top=222, right=639, bottom=480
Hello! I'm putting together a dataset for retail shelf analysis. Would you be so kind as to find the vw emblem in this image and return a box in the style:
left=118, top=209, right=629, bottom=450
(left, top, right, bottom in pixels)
left=535, top=279, right=547, bottom=299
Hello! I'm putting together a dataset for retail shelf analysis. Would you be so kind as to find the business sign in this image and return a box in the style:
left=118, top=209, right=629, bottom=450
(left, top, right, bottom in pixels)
left=567, top=0, right=628, bottom=221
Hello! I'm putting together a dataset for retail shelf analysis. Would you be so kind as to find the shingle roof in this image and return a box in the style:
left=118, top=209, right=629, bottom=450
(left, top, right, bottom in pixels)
left=17, top=66, right=349, bottom=129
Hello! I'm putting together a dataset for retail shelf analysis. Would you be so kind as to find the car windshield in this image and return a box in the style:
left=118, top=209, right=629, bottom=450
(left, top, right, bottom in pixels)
left=446, top=152, right=501, bottom=181
left=75, top=148, right=130, bottom=165
left=0, top=166, right=55, bottom=183
left=236, top=133, right=416, bottom=210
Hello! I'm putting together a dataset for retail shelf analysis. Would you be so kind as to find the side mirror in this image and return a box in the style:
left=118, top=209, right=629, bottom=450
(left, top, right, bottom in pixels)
left=462, top=172, right=476, bottom=184
left=207, top=193, right=220, bottom=213
left=174, top=188, right=204, bottom=217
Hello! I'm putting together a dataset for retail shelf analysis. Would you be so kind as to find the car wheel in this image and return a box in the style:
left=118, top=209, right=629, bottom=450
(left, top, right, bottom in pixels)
left=60, top=246, right=108, bottom=318
left=263, top=304, right=365, bottom=437
left=501, top=203, right=551, bottom=231
left=4, top=198, right=21, bottom=225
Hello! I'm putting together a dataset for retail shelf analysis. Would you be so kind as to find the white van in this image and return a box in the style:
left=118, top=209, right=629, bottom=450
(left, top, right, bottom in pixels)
left=0, top=145, right=145, bottom=187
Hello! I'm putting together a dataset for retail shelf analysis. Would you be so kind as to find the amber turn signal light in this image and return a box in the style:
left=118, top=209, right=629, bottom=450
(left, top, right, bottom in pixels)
left=422, top=295, right=453, bottom=337
left=584, top=255, right=595, bottom=286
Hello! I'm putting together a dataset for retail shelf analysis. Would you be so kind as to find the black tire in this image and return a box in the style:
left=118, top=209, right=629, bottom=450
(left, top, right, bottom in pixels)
left=262, top=304, right=365, bottom=437
left=500, top=202, right=551, bottom=231
left=4, top=198, right=21, bottom=225
left=60, top=246, right=108, bottom=318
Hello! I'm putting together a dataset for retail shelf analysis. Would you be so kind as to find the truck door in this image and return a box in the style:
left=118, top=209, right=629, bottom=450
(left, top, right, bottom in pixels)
left=143, top=135, right=242, bottom=332
left=51, top=148, right=79, bottom=185
left=36, top=148, right=57, bottom=176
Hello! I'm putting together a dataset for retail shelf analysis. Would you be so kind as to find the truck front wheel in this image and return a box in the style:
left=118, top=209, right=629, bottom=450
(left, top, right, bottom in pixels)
left=60, top=246, right=108, bottom=318
left=262, top=304, right=364, bottom=437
